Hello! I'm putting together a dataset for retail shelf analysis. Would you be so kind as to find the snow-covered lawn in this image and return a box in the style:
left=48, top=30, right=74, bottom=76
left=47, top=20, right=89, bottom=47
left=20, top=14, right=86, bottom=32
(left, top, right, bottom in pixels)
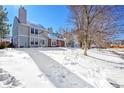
left=0, top=48, right=124, bottom=88
left=40, top=48, right=124, bottom=88
left=0, top=48, right=55, bottom=88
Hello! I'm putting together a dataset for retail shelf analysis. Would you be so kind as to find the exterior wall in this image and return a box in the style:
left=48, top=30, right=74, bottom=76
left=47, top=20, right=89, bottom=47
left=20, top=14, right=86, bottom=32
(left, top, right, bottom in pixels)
left=61, top=41, right=65, bottom=47
left=12, top=18, right=29, bottom=48
left=18, top=24, right=29, bottom=36
left=57, top=40, right=65, bottom=47
left=12, top=36, right=18, bottom=47
left=29, top=36, right=48, bottom=47
left=29, top=27, right=48, bottom=47
left=12, top=17, right=19, bottom=47
left=18, top=24, right=29, bottom=47
left=18, top=36, right=29, bottom=47
left=57, top=40, right=61, bottom=47
left=48, top=39, right=51, bottom=47
left=13, top=22, right=49, bottom=48
left=48, top=39, right=65, bottom=47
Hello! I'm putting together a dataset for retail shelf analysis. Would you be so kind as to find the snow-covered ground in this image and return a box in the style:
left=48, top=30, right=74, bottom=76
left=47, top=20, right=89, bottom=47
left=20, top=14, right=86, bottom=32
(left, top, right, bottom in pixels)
left=0, top=48, right=124, bottom=88
left=0, top=48, right=55, bottom=88
left=40, top=48, right=124, bottom=88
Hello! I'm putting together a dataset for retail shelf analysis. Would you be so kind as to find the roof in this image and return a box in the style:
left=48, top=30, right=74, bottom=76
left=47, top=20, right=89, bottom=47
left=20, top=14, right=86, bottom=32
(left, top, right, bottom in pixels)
left=15, top=16, right=20, bottom=23
left=27, top=22, right=47, bottom=30
left=15, top=16, right=48, bottom=31
left=0, top=38, right=11, bottom=42
left=48, top=33, right=64, bottom=41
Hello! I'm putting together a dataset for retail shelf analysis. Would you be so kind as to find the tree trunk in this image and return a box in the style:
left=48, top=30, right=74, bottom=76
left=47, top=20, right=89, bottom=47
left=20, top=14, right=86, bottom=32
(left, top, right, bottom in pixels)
left=87, top=40, right=91, bottom=49
left=84, top=41, right=88, bottom=56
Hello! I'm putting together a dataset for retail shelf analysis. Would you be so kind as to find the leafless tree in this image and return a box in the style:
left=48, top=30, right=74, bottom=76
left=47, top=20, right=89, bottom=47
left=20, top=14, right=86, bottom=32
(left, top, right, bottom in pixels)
left=58, top=27, right=74, bottom=47
left=69, top=5, right=123, bottom=55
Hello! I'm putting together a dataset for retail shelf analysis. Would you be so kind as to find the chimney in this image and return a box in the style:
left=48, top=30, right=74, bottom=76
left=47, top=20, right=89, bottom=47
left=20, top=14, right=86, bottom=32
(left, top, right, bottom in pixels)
left=18, top=6, right=27, bottom=24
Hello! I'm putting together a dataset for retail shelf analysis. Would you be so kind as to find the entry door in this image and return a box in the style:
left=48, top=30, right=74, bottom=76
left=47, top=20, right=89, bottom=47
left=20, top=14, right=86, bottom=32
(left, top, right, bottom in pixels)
left=39, top=39, right=45, bottom=47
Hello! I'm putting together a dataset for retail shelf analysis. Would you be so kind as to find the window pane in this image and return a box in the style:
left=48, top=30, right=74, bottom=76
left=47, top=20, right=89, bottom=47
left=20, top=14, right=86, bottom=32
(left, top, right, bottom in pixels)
left=35, top=29, right=38, bottom=35
left=31, top=28, right=34, bottom=34
left=42, top=40, right=44, bottom=45
left=31, top=41, right=34, bottom=45
left=35, top=42, right=38, bottom=45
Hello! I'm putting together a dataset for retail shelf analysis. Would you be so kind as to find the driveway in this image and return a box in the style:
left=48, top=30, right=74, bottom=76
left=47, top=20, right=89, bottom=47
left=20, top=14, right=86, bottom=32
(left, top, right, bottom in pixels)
left=17, top=48, right=93, bottom=88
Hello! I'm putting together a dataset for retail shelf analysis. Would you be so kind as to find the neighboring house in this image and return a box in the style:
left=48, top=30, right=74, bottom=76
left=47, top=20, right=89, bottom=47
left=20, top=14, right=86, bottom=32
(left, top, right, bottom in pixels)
left=110, top=40, right=124, bottom=48
left=12, top=6, right=49, bottom=48
left=0, top=38, right=11, bottom=47
left=111, top=40, right=124, bottom=45
left=48, top=33, right=65, bottom=47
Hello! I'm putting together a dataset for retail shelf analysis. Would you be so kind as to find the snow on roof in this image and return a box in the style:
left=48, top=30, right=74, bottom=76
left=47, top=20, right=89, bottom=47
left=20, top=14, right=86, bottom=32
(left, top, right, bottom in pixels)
left=0, top=38, right=11, bottom=42
left=16, top=16, right=48, bottom=31
left=48, top=33, right=64, bottom=41
left=27, top=22, right=47, bottom=30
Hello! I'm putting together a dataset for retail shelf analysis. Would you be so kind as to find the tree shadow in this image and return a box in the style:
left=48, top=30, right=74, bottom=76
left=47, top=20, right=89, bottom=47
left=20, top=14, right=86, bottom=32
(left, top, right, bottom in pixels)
left=87, top=55, right=124, bottom=65
left=107, top=78, right=120, bottom=88
left=90, top=49, right=119, bottom=57
left=109, top=50, right=124, bottom=60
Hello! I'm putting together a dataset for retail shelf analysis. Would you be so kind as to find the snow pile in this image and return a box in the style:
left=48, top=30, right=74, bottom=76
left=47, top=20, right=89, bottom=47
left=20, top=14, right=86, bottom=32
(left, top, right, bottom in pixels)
left=0, top=48, right=55, bottom=88
left=40, top=48, right=124, bottom=88
left=0, top=68, right=21, bottom=88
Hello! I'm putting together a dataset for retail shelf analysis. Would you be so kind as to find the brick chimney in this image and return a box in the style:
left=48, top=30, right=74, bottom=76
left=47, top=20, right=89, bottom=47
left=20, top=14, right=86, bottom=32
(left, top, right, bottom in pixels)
left=18, top=6, right=27, bottom=24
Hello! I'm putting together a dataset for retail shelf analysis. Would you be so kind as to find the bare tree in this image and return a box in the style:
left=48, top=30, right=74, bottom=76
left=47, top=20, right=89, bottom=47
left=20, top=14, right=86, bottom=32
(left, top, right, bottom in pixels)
left=69, top=5, right=122, bottom=55
left=58, top=27, right=74, bottom=47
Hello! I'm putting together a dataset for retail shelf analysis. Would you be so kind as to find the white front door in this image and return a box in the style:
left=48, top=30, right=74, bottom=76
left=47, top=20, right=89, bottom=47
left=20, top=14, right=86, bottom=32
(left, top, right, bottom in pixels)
left=39, top=39, right=45, bottom=47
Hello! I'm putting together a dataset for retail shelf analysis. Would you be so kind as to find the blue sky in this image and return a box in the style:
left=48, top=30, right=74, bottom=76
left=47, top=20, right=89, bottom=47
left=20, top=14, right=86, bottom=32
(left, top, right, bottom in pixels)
left=4, top=5, right=124, bottom=39
left=4, top=5, right=71, bottom=36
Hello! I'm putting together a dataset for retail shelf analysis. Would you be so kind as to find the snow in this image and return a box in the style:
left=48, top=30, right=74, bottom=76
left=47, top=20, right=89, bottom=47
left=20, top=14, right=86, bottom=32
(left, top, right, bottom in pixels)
left=0, top=48, right=55, bottom=88
left=0, top=47, right=124, bottom=88
left=40, top=48, right=124, bottom=88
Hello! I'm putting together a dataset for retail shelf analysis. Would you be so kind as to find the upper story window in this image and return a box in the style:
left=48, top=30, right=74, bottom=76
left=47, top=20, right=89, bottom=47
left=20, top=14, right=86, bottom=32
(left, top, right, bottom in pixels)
left=31, top=28, right=34, bottom=34
left=35, top=29, right=38, bottom=35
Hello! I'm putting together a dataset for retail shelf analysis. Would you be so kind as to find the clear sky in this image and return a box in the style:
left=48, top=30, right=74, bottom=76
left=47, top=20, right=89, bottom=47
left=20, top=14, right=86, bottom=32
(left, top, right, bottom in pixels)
left=4, top=5, right=124, bottom=39
left=4, top=5, right=71, bottom=36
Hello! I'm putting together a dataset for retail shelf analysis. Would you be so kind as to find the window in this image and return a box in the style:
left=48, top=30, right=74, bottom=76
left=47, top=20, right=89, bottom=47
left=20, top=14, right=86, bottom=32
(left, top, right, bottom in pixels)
left=31, top=41, right=34, bottom=45
left=35, top=29, right=38, bottom=35
left=31, top=28, right=34, bottom=34
left=52, top=41, right=57, bottom=45
left=35, top=41, right=38, bottom=45
left=42, top=40, right=44, bottom=45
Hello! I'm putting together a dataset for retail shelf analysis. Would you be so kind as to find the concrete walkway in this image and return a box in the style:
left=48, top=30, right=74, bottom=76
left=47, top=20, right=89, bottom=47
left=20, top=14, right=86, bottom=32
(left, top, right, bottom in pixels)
left=17, top=48, right=93, bottom=88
